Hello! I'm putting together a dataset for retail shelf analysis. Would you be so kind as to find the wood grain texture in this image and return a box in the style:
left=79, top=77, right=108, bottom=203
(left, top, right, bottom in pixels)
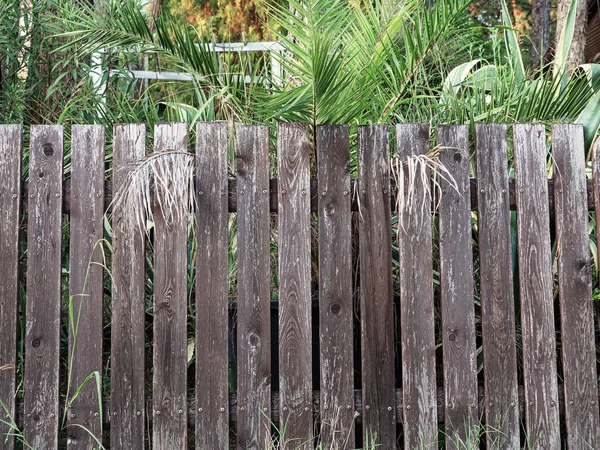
left=358, top=125, right=396, bottom=447
left=152, top=123, right=189, bottom=449
left=67, top=125, right=105, bottom=449
left=513, top=124, right=560, bottom=449
left=236, top=125, right=271, bottom=450
left=475, top=123, right=519, bottom=449
left=0, top=125, right=21, bottom=450
left=554, top=124, right=600, bottom=449
left=436, top=125, right=478, bottom=449
left=23, top=125, right=64, bottom=450
left=195, top=122, right=230, bottom=450
left=278, top=123, right=313, bottom=448
left=317, top=125, right=355, bottom=449
left=110, top=124, right=146, bottom=450
left=396, top=123, right=437, bottom=449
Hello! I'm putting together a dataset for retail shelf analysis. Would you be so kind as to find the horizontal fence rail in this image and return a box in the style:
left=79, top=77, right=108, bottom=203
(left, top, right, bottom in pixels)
left=1, top=122, right=599, bottom=450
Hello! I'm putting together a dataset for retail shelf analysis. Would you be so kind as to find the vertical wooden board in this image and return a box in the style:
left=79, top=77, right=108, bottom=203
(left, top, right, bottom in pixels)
left=23, top=125, right=63, bottom=450
left=554, top=124, right=600, bottom=449
left=0, top=125, right=21, bottom=450
left=152, top=123, right=189, bottom=449
left=67, top=125, right=105, bottom=449
left=236, top=125, right=271, bottom=450
left=396, top=123, right=437, bottom=449
left=513, top=124, right=560, bottom=449
left=317, top=125, right=354, bottom=449
left=195, top=122, right=229, bottom=450
left=437, top=125, right=478, bottom=448
left=475, top=123, right=519, bottom=449
left=278, top=123, right=312, bottom=448
left=358, top=125, right=396, bottom=447
left=110, top=124, right=146, bottom=450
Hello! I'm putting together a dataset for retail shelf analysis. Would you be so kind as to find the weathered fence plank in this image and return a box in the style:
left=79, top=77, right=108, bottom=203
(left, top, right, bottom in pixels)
left=317, top=125, right=355, bottom=449
left=437, top=125, right=478, bottom=448
left=513, top=124, right=560, bottom=449
left=358, top=125, right=396, bottom=447
left=396, top=123, right=437, bottom=449
left=195, top=122, right=230, bottom=450
left=236, top=125, right=271, bottom=450
left=152, top=123, right=189, bottom=449
left=67, top=125, right=105, bottom=449
left=23, top=125, right=63, bottom=450
left=554, top=124, right=600, bottom=449
left=278, top=123, right=313, bottom=448
left=475, top=123, right=519, bottom=449
left=0, top=125, right=21, bottom=450
left=111, top=124, right=146, bottom=450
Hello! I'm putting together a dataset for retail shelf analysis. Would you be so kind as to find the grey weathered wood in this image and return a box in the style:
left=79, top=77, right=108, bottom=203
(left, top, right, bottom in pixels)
left=23, top=125, right=64, bottom=450
left=358, top=125, right=396, bottom=447
left=317, top=125, right=355, bottom=449
left=195, top=122, right=230, bottom=450
left=0, top=125, right=21, bottom=450
left=554, top=124, right=600, bottom=449
left=396, top=123, right=437, bottom=449
left=475, top=123, right=519, bottom=449
left=110, top=124, right=146, bottom=450
left=152, top=123, right=189, bottom=449
left=278, top=123, right=313, bottom=448
left=67, top=125, right=105, bottom=449
left=437, top=125, right=478, bottom=449
left=513, top=124, right=560, bottom=449
left=236, top=125, right=271, bottom=450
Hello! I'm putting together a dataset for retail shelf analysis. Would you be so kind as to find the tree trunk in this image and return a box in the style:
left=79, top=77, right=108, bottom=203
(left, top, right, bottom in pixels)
left=531, top=0, right=550, bottom=68
left=556, top=0, right=588, bottom=67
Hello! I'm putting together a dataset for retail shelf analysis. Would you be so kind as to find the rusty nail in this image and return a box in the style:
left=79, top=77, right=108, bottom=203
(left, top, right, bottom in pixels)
left=343, top=191, right=348, bottom=196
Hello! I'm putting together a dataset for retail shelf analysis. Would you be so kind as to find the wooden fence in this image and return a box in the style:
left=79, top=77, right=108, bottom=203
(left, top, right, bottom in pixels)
left=0, top=122, right=599, bottom=449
